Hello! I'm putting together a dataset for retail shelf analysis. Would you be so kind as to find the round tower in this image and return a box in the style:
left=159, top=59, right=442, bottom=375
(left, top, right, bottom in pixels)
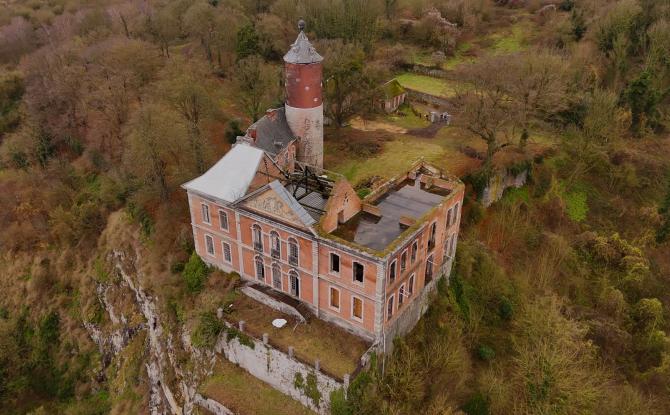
left=283, top=20, right=324, bottom=168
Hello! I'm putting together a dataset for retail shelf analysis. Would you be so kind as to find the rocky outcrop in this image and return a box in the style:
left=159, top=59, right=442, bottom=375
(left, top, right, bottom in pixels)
left=84, top=241, right=234, bottom=415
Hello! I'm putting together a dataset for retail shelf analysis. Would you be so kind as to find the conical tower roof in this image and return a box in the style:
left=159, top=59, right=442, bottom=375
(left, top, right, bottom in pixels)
left=283, top=21, right=323, bottom=64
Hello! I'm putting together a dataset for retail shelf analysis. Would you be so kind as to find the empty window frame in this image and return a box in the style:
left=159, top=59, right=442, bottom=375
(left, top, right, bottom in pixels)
left=400, top=250, right=407, bottom=272
left=255, top=256, right=265, bottom=281
left=450, top=234, right=457, bottom=257
left=205, top=234, right=215, bottom=256
left=270, top=231, right=281, bottom=259
left=329, top=287, right=340, bottom=310
left=428, top=222, right=437, bottom=250
left=411, top=240, right=418, bottom=263
left=389, top=260, right=397, bottom=282
left=219, top=209, right=228, bottom=231
left=425, top=254, right=434, bottom=282
left=288, top=238, right=299, bottom=266
left=453, top=203, right=460, bottom=226
left=222, top=242, right=232, bottom=263
left=353, top=262, right=364, bottom=283
left=202, top=203, right=210, bottom=224
left=252, top=224, right=263, bottom=252
left=352, top=296, right=363, bottom=321
left=330, top=252, right=340, bottom=274
left=272, top=263, right=282, bottom=289
left=398, top=284, right=405, bottom=307
left=408, top=274, right=415, bottom=296
left=387, top=295, right=394, bottom=320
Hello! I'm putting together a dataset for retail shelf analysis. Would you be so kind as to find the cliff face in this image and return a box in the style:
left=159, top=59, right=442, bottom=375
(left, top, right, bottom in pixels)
left=82, top=211, right=232, bottom=415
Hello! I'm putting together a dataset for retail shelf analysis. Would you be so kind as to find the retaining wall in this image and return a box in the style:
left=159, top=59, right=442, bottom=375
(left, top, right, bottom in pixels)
left=213, top=322, right=344, bottom=414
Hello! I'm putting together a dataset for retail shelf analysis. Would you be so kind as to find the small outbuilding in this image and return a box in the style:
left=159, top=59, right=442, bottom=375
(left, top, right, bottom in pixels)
left=379, top=79, right=407, bottom=113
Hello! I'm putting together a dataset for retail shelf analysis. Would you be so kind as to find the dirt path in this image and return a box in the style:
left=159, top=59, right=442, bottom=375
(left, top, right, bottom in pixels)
left=407, top=121, right=448, bottom=138
left=349, top=116, right=408, bottom=134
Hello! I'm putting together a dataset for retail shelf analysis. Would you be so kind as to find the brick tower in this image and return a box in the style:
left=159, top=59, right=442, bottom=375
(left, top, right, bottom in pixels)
left=283, top=20, right=324, bottom=168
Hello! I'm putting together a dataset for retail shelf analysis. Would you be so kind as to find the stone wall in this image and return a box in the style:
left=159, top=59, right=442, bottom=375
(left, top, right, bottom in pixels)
left=481, top=169, right=528, bottom=207
left=214, top=322, right=344, bottom=414
left=240, top=285, right=306, bottom=322
left=405, top=88, right=452, bottom=108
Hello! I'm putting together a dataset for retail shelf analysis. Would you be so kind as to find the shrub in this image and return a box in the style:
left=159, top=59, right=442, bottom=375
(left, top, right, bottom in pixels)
left=462, top=393, right=490, bottom=415
left=182, top=252, right=210, bottom=293
left=498, top=296, right=514, bottom=321
left=564, top=190, right=587, bottom=222
left=191, top=311, right=224, bottom=349
left=476, top=344, right=495, bottom=361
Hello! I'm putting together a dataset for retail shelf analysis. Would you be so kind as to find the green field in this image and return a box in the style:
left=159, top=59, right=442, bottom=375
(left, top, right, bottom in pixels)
left=395, top=73, right=461, bottom=97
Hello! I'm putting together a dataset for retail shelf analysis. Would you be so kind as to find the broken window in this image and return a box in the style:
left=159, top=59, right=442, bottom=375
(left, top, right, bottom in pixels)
left=353, top=262, right=364, bottom=283
left=290, top=271, right=300, bottom=297
left=330, top=253, right=340, bottom=273
left=398, top=284, right=405, bottom=307
left=270, top=231, right=281, bottom=259
left=252, top=225, right=263, bottom=252
left=411, top=241, right=418, bottom=263
left=202, top=203, right=210, bottom=224
left=389, top=260, right=397, bottom=282
left=408, top=274, right=415, bottom=296
left=387, top=295, right=394, bottom=320
left=205, top=235, right=214, bottom=256
left=219, top=210, right=228, bottom=231
left=400, top=251, right=407, bottom=272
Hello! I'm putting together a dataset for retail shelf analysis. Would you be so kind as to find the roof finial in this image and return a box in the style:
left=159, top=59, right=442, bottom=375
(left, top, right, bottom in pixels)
left=298, top=18, right=306, bottom=32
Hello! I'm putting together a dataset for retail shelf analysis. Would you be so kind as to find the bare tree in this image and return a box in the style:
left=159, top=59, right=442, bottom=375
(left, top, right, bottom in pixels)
left=508, top=51, right=569, bottom=148
left=453, top=56, right=515, bottom=169
left=231, top=55, right=280, bottom=122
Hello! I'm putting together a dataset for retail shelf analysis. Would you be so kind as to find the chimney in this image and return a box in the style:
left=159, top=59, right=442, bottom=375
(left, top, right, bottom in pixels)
left=248, top=127, right=257, bottom=141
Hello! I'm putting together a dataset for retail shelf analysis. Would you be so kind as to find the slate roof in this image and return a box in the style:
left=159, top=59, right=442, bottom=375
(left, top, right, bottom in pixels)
left=283, top=31, right=323, bottom=64
left=247, top=107, right=295, bottom=154
left=182, top=143, right=264, bottom=203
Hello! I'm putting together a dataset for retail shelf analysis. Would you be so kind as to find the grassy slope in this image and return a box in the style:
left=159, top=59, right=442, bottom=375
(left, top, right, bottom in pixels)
left=201, top=361, right=315, bottom=415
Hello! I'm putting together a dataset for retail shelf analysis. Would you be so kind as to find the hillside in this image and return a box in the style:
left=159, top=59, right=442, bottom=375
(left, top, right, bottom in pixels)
left=1, top=0, right=669, bottom=414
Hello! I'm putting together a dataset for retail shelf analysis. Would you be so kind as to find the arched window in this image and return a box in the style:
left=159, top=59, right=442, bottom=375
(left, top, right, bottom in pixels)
left=255, top=255, right=265, bottom=281
left=425, top=254, right=434, bottom=283
left=288, top=238, right=299, bottom=266
left=411, top=240, right=418, bottom=263
left=270, top=231, right=281, bottom=259
left=252, top=224, right=263, bottom=252
left=289, top=270, right=300, bottom=298
left=428, top=222, right=437, bottom=250
left=387, top=295, right=394, bottom=320
left=272, top=263, right=282, bottom=289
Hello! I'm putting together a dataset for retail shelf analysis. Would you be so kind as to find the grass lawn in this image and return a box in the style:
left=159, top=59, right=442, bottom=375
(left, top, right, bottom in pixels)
left=226, top=294, right=369, bottom=378
left=200, top=360, right=315, bottom=415
left=325, top=124, right=559, bottom=186
left=395, top=73, right=462, bottom=98
left=385, top=105, right=431, bottom=130
left=488, top=21, right=531, bottom=54
left=329, top=126, right=482, bottom=185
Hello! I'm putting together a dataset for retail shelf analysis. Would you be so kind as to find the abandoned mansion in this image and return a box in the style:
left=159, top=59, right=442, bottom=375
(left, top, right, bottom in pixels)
left=183, top=24, right=464, bottom=346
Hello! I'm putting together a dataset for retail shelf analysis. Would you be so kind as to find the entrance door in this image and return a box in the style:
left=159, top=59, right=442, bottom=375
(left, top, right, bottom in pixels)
left=290, top=272, right=300, bottom=298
